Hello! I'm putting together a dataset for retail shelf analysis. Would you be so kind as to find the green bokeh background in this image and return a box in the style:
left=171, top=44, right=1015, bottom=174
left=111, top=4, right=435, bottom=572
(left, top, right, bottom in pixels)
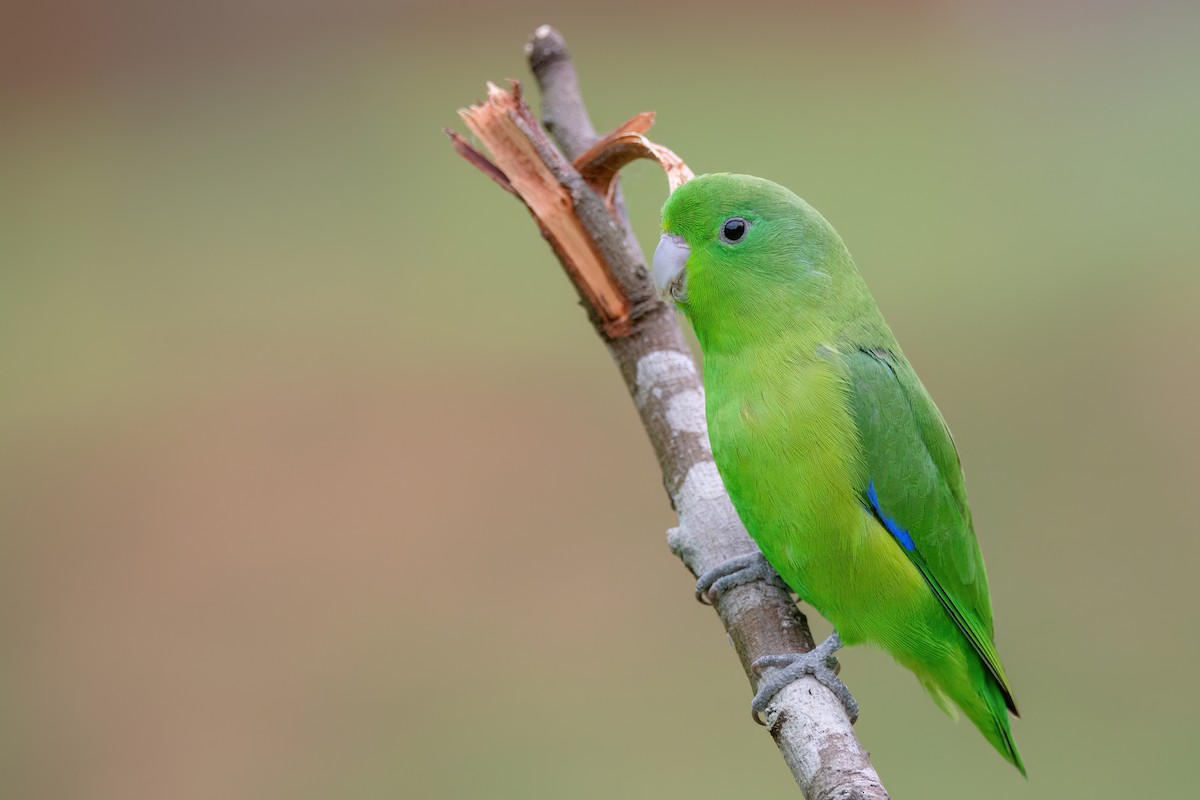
left=4, top=2, right=1198, bottom=797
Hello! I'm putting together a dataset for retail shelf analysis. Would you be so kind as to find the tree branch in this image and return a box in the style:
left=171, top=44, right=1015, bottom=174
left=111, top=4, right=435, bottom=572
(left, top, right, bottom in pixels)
left=448, top=25, right=890, bottom=799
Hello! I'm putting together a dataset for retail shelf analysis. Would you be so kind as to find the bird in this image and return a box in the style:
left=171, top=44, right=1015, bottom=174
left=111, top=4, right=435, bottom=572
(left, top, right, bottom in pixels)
left=652, top=173, right=1023, bottom=773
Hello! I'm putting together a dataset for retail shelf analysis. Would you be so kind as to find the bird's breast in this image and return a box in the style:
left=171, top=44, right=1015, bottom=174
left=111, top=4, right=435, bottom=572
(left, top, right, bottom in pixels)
left=705, top=349, right=870, bottom=602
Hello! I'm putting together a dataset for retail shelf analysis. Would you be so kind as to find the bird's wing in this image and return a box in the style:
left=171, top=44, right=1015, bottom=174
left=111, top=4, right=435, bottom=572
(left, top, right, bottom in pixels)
left=839, top=346, right=1017, bottom=713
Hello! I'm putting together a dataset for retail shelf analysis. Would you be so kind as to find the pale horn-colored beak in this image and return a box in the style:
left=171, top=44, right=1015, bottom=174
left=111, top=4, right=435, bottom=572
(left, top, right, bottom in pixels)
left=652, top=232, right=690, bottom=303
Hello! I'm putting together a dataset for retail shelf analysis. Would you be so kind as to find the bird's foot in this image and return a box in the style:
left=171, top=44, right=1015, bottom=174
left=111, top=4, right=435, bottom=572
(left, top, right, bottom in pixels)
left=751, top=632, right=859, bottom=724
left=694, top=551, right=787, bottom=605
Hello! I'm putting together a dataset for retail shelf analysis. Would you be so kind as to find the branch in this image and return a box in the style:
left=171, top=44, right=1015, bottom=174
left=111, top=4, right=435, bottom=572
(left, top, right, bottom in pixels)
left=448, top=25, right=890, bottom=800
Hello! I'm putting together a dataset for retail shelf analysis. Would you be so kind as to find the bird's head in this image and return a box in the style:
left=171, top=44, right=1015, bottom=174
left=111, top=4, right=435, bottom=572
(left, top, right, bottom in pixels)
left=654, top=173, right=852, bottom=350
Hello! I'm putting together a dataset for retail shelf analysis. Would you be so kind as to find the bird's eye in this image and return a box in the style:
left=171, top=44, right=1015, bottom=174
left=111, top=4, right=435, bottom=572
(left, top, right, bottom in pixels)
left=720, top=217, right=749, bottom=244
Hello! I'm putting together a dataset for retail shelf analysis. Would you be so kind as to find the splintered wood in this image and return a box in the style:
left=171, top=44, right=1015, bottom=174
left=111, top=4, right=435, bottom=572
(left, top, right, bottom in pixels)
left=573, top=111, right=694, bottom=209
left=447, top=82, right=692, bottom=338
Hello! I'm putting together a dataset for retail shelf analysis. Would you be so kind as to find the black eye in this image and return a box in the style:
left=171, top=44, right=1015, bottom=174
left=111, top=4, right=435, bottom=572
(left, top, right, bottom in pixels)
left=721, top=217, right=749, bottom=243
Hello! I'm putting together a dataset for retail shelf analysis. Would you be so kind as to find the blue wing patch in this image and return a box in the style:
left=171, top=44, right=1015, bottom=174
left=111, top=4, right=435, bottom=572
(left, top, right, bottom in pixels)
left=866, top=479, right=916, bottom=552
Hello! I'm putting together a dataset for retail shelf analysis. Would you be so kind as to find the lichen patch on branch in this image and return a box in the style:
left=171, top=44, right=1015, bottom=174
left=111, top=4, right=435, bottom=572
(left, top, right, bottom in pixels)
left=633, top=350, right=697, bottom=411
left=666, top=390, right=707, bottom=437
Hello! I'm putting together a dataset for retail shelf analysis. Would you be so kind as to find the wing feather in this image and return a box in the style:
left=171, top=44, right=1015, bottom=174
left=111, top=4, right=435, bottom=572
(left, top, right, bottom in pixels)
left=842, top=347, right=1017, bottom=714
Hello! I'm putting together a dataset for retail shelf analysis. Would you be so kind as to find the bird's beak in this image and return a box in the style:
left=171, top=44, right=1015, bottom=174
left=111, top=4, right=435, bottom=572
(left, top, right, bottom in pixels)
left=653, top=232, right=690, bottom=304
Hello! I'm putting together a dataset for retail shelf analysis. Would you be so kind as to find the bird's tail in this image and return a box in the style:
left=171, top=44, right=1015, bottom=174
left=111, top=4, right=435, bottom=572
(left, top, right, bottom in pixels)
left=961, top=669, right=1026, bottom=776
left=914, top=644, right=1025, bottom=776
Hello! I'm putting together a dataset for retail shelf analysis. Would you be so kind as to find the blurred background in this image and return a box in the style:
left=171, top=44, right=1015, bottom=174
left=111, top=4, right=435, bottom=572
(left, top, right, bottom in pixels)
left=3, top=1, right=1198, bottom=797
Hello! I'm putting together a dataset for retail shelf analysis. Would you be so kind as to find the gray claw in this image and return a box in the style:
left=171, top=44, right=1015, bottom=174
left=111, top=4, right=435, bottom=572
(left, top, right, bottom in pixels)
left=694, top=551, right=786, bottom=604
left=750, top=632, right=859, bottom=723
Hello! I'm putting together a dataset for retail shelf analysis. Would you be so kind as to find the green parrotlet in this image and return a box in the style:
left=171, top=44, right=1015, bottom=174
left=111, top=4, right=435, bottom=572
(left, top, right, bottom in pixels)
left=653, top=173, right=1023, bottom=774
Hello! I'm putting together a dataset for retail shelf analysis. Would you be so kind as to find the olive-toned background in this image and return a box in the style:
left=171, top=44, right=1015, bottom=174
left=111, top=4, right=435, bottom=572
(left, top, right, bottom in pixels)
left=4, top=1, right=1197, bottom=797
